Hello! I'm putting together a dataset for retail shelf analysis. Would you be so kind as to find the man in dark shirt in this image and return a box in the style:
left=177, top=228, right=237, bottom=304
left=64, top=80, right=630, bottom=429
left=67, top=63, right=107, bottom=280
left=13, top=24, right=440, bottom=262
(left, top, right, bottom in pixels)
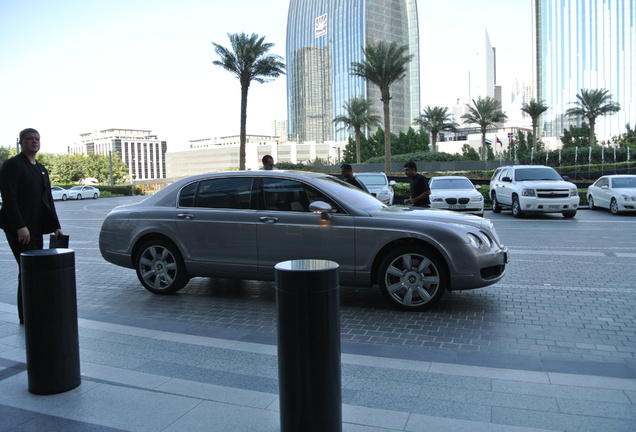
left=340, top=164, right=369, bottom=192
left=0, top=128, right=63, bottom=324
left=403, top=161, right=431, bottom=208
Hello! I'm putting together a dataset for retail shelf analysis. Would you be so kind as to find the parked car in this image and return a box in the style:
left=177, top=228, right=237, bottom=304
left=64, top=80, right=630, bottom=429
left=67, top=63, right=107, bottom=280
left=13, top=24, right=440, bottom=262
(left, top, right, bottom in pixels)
left=50, top=186, right=69, bottom=201
left=429, top=176, right=484, bottom=216
left=99, top=171, right=508, bottom=311
left=68, top=185, right=100, bottom=200
left=489, top=165, right=579, bottom=218
left=355, top=172, right=395, bottom=205
left=587, top=175, right=636, bottom=215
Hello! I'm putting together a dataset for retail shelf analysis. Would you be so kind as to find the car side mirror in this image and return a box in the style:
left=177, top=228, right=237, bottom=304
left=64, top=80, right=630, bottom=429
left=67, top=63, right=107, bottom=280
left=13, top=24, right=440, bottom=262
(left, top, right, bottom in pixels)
left=562, top=175, right=570, bottom=181
left=475, top=184, right=481, bottom=189
left=502, top=176, right=512, bottom=182
left=389, top=180, right=396, bottom=186
left=309, top=201, right=333, bottom=220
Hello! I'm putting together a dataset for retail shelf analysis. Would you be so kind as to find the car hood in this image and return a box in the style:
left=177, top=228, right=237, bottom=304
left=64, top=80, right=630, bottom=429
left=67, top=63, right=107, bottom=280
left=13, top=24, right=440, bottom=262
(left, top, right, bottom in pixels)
left=515, top=180, right=575, bottom=188
left=370, top=205, right=489, bottom=230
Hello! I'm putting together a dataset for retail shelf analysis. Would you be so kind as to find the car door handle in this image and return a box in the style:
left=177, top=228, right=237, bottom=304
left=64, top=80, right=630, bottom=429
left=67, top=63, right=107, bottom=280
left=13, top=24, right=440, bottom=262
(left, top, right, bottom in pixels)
left=177, top=213, right=194, bottom=220
left=259, top=216, right=278, bottom=224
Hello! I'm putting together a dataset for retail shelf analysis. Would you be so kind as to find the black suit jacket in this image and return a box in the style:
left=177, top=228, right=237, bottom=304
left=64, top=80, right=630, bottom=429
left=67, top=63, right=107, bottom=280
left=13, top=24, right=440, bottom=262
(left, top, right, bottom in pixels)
left=0, top=153, right=60, bottom=234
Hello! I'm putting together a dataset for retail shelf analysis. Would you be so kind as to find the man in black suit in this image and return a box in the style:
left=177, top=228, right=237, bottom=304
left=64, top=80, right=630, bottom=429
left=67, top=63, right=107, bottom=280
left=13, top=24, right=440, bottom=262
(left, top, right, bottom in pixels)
left=0, top=128, right=64, bottom=324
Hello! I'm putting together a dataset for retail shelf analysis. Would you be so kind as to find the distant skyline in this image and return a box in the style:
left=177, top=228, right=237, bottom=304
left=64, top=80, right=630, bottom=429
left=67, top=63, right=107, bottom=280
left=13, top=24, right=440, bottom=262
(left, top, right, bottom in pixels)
left=0, top=0, right=532, bottom=154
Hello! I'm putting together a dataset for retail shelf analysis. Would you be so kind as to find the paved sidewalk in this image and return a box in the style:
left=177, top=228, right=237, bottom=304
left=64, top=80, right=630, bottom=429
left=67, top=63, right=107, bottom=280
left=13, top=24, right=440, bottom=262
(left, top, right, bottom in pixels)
left=1, top=302, right=635, bottom=432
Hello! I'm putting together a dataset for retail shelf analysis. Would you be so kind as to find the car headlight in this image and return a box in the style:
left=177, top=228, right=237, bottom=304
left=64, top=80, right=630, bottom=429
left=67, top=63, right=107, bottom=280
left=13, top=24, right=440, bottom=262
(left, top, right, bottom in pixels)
left=431, top=197, right=443, bottom=202
left=621, top=194, right=631, bottom=202
left=522, top=188, right=536, bottom=197
left=467, top=231, right=493, bottom=249
left=471, top=195, right=483, bottom=202
left=570, top=189, right=578, bottom=196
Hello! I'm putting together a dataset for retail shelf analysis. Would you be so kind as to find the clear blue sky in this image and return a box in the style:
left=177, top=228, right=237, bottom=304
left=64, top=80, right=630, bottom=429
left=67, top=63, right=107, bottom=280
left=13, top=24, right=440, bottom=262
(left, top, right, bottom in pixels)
left=0, top=0, right=532, bottom=154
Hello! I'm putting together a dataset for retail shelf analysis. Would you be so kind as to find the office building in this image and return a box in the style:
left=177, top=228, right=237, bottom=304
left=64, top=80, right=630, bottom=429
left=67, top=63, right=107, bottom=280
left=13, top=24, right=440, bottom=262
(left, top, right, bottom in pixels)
left=286, top=0, right=420, bottom=143
left=534, top=0, right=635, bottom=140
left=70, top=129, right=167, bottom=180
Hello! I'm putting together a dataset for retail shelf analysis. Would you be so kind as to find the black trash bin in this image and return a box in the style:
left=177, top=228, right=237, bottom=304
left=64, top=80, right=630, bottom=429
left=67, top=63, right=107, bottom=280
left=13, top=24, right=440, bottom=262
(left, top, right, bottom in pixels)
left=21, top=248, right=81, bottom=395
left=275, top=259, right=341, bottom=432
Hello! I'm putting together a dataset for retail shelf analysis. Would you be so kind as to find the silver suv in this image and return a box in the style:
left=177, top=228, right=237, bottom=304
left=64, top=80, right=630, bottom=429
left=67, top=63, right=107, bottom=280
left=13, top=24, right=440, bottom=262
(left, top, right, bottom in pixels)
left=490, top=165, right=579, bottom=218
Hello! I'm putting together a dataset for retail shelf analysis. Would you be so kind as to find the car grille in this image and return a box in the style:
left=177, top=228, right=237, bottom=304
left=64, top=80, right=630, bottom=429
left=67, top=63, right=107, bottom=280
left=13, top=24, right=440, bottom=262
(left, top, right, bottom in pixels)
left=445, top=198, right=471, bottom=204
left=536, top=189, right=570, bottom=198
left=481, top=264, right=505, bottom=279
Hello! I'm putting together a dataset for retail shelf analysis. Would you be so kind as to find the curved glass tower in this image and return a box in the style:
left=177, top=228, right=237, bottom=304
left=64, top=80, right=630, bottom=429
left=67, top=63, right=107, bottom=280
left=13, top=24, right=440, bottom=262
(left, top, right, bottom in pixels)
left=287, top=0, right=420, bottom=143
left=534, top=0, right=635, bottom=140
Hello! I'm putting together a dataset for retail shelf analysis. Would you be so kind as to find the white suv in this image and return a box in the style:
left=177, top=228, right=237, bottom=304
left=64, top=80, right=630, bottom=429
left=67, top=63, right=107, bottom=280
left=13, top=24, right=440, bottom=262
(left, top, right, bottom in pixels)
left=490, top=165, right=579, bottom=218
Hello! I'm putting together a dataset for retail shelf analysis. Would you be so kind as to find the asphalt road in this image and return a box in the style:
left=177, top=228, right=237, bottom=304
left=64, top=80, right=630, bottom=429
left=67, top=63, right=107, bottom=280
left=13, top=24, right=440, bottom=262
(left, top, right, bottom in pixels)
left=1, top=196, right=635, bottom=376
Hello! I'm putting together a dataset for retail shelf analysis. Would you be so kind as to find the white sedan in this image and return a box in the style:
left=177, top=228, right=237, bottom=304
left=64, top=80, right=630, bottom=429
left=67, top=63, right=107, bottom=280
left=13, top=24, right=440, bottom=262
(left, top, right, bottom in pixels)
left=355, top=172, right=395, bottom=205
left=587, top=175, right=636, bottom=215
left=429, top=176, right=484, bottom=216
left=50, top=186, right=69, bottom=201
left=68, top=185, right=100, bottom=200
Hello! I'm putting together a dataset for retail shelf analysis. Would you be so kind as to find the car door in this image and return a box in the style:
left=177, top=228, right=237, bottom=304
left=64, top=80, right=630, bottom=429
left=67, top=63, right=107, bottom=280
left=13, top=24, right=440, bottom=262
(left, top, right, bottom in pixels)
left=595, top=178, right=612, bottom=208
left=495, top=168, right=513, bottom=205
left=174, top=176, right=259, bottom=277
left=255, top=177, right=356, bottom=281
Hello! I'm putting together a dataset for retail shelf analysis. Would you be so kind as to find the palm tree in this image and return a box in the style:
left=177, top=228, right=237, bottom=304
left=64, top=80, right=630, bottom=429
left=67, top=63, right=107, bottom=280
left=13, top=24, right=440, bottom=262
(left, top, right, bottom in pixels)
left=413, top=106, right=458, bottom=153
left=333, top=97, right=381, bottom=164
left=565, top=88, right=621, bottom=147
left=350, top=41, right=413, bottom=173
left=213, top=33, right=285, bottom=170
left=520, top=99, right=548, bottom=152
left=461, top=97, right=508, bottom=160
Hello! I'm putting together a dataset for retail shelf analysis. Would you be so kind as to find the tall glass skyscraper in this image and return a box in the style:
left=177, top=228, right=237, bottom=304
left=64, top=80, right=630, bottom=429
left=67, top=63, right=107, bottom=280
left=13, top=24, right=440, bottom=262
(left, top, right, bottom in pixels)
left=286, top=0, right=420, bottom=143
left=534, top=0, right=635, bottom=140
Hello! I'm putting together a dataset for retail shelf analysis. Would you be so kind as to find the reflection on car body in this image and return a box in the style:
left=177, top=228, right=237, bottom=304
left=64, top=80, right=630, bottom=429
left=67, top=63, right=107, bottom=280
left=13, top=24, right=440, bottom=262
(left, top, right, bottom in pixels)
left=99, top=171, right=508, bottom=311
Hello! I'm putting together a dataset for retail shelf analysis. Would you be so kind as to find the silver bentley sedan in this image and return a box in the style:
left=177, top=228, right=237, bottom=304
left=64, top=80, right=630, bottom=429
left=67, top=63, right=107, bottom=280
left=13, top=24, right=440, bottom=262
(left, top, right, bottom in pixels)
left=99, top=170, right=508, bottom=311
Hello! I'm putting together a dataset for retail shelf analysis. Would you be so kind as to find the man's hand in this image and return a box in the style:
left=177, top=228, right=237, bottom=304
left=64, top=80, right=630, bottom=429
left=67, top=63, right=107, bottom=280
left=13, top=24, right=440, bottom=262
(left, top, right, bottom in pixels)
left=17, top=227, right=30, bottom=245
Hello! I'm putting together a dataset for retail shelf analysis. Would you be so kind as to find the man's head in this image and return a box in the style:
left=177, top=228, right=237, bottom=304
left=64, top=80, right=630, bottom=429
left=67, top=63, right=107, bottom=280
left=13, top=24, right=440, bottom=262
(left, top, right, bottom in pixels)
left=19, top=128, right=40, bottom=155
left=403, top=161, right=417, bottom=178
left=340, top=163, right=354, bottom=180
left=262, top=155, right=275, bottom=170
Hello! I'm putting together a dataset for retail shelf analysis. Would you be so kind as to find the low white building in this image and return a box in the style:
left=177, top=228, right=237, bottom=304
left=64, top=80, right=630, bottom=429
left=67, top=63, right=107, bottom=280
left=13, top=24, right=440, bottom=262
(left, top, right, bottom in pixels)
left=70, top=129, right=167, bottom=181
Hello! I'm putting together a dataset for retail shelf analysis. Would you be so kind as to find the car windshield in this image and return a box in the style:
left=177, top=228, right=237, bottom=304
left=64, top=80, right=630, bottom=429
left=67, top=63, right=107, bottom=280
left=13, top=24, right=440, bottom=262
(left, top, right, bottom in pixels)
left=431, top=178, right=474, bottom=189
left=313, top=176, right=385, bottom=211
left=515, top=168, right=562, bottom=181
left=356, top=174, right=387, bottom=186
left=611, top=177, right=636, bottom=188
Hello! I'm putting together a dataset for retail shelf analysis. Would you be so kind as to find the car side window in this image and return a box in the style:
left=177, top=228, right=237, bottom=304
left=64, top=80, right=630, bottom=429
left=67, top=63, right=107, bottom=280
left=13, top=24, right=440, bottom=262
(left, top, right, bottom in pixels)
left=599, top=178, right=609, bottom=188
left=261, top=178, right=340, bottom=212
left=178, top=178, right=254, bottom=209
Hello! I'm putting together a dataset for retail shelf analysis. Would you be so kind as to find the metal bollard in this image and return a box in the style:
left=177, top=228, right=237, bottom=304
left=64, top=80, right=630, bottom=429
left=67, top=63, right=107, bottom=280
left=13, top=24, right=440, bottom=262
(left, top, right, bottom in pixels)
left=275, top=259, right=341, bottom=432
left=21, top=248, right=81, bottom=395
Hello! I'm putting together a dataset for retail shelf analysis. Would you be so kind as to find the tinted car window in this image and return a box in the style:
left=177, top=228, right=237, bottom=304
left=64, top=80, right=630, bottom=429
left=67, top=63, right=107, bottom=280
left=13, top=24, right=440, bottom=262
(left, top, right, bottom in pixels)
left=431, top=178, right=474, bottom=189
left=179, top=178, right=254, bottom=209
left=514, top=167, right=561, bottom=181
left=262, top=177, right=339, bottom=212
